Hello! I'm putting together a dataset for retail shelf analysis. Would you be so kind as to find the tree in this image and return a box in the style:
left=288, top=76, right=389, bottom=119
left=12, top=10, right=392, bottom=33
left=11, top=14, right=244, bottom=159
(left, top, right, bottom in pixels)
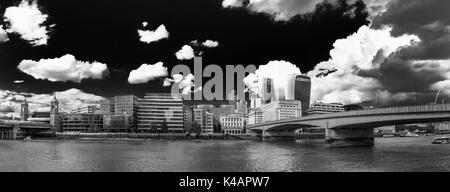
left=161, top=119, right=169, bottom=133
left=190, top=121, right=202, bottom=138
left=150, top=122, right=158, bottom=133
left=213, top=118, right=222, bottom=133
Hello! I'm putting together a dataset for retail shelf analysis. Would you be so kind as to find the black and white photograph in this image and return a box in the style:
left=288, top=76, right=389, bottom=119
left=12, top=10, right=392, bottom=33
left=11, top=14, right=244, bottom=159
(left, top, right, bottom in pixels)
left=1, top=0, right=450, bottom=178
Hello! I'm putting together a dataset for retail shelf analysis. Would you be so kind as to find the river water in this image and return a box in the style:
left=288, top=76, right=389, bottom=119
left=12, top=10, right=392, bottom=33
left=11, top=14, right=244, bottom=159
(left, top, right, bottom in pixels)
left=1, top=136, right=450, bottom=172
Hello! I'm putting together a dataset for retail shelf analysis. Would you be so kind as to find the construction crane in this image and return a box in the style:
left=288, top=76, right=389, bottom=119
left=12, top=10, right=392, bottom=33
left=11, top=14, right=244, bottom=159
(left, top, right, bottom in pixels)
left=434, top=90, right=441, bottom=104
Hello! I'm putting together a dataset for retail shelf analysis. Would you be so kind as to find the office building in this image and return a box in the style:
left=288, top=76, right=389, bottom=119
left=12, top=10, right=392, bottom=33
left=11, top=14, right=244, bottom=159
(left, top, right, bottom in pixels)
left=307, top=102, right=345, bottom=115
left=20, top=98, right=29, bottom=121
left=184, top=106, right=194, bottom=132
left=195, top=104, right=235, bottom=119
left=61, top=113, right=103, bottom=132
left=260, top=100, right=302, bottom=122
left=100, top=98, right=114, bottom=115
left=250, top=92, right=262, bottom=110
left=248, top=109, right=263, bottom=125
left=236, top=100, right=248, bottom=115
left=210, top=105, right=235, bottom=119
left=50, top=94, right=60, bottom=131
left=137, top=93, right=184, bottom=133
left=434, top=122, right=450, bottom=131
left=193, top=107, right=214, bottom=134
left=28, top=112, right=50, bottom=123
left=261, top=78, right=275, bottom=104
left=103, top=114, right=131, bottom=132
left=71, top=105, right=101, bottom=114
left=100, top=95, right=138, bottom=131
left=220, top=114, right=245, bottom=135
left=205, top=112, right=213, bottom=133
left=293, top=75, right=311, bottom=112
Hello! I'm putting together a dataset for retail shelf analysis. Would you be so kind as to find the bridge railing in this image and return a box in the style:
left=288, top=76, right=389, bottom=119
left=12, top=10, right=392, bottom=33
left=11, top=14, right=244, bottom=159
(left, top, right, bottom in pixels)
left=315, top=104, right=450, bottom=119
left=250, top=104, right=450, bottom=127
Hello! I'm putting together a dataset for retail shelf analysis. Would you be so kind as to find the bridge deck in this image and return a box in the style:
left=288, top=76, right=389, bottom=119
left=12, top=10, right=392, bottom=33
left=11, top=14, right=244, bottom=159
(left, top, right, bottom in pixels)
left=249, top=104, right=450, bottom=129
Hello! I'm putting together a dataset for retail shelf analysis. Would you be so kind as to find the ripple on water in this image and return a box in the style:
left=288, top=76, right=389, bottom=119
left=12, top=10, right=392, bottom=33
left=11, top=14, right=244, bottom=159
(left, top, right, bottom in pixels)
left=1, top=137, right=450, bottom=171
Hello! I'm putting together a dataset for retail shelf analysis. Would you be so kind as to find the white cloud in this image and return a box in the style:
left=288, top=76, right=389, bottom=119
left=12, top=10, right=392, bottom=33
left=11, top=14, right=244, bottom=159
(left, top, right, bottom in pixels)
left=221, top=0, right=325, bottom=21
left=179, top=74, right=196, bottom=95
left=163, top=74, right=197, bottom=95
left=362, top=0, right=391, bottom=20
left=3, top=0, right=53, bottom=46
left=306, top=25, right=419, bottom=104
left=244, top=60, right=302, bottom=100
left=422, top=60, right=450, bottom=95
left=163, top=74, right=184, bottom=86
left=190, top=40, right=200, bottom=46
left=202, top=40, right=219, bottom=48
left=13, top=80, right=24, bottom=84
left=17, top=54, right=109, bottom=83
left=0, top=88, right=103, bottom=118
left=0, top=25, right=9, bottom=43
left=222, top=0, right=245, bottom=8
left=221, top=0, right=392, bottom=21
left=175, top=45, right=195, bottom=60
left=142, top=21, right=148, bottom=27
left=128, top=62, right=168, bottom=84
left=137, top=24, right=169, bottom=44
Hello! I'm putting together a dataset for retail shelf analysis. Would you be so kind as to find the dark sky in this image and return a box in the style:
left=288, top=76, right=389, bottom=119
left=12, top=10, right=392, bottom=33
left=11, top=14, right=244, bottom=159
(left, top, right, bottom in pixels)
left=0, top=0, right=369, bottom=98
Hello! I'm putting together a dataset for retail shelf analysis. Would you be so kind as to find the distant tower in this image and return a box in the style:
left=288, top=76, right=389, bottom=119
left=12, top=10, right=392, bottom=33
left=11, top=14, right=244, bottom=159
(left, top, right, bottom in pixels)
left=50, top=93, right=60, bottom=131
left=20, top=97, right=29, bottom=121
left=294, top=75, right=311, bottom=112
left=237, top=101, right=248, bottom=115
left=261, top=78, right=275, bottom=104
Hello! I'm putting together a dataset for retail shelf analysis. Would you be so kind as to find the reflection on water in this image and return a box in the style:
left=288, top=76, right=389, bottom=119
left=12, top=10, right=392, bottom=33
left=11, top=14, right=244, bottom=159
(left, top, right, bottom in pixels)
left=1, top=136, right=450, bottom=172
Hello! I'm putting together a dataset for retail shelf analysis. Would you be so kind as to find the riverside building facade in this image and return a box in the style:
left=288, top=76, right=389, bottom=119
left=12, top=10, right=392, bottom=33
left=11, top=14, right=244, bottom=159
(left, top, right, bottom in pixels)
left=193, top=107, right=214, bottom=134
left=60, top=113, right=103, bottom=132
left=220, top=114, right=245, bottom=135
left=71, top=105, right=101, bottom=114
left=137, top=93, right=184, bottom=133
left=248, top=109, right=263, bottom=125
left=260, top=100, right=302, bottom=122
left=306, top=102, right=345, bottom=115
left=100, top=95, right=139, bottom=132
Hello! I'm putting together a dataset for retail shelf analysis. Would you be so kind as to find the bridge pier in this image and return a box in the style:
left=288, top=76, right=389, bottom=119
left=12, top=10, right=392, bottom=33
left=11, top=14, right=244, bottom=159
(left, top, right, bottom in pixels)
left=0, top=128, right=14, bottom=140
left=262, top=130, right=296, bottom=141
left=325, top=128, right=374, bottom=147
left=250, top=130, right=263, bottom=139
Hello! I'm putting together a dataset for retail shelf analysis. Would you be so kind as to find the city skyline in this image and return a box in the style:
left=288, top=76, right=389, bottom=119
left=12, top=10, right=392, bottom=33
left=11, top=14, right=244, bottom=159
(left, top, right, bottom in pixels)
left=2, top=0, right=450, bottom=120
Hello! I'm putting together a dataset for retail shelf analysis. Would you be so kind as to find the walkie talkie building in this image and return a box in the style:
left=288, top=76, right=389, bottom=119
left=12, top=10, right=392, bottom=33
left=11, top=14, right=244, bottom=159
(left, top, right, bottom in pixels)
left=294, top=75, right=311, bottom=112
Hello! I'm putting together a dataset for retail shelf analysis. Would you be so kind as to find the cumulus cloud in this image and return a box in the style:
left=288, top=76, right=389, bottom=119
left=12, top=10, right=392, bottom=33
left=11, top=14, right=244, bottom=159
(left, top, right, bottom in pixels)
left=306, top=25, right=419, bottom=104
left=0, top=25, right=9, bottom=43
left=179, top=74, right=196, bottom=95
left=164, top=74, right=199, bottom=95
left=202, top=40, right=219, bottom=48
left=0, top=88, right=103, bottom=118
left=355, top=0, right=450, bottom=104
left=128, top=62, right=168, bottom=84
left=17, top=54, right=109, bottom=83
left=137, top=23, right=169, bottom=44
left=3, top=0, right=53, bottom=46
left=175, top=45, right=195, bottom=60
left=163, top=74, right=184, bottom=87
left=221, top=0, right=391, bottom=21
left=222, top=0, right=245, bottom=8
left=0, top=102, right=15, bottom=113
left=190, top=40, right=200, bottom=47
left=244, top=60, right=302, bottom=100
left=222, top=0, right=325, bottom=21
left=13, top=80, right=24, bottom=84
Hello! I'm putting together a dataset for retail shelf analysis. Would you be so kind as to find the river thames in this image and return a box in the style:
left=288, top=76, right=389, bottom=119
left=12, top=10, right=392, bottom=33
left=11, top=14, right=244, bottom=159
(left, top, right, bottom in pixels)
left=1, top=136, right=450, bottom=172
